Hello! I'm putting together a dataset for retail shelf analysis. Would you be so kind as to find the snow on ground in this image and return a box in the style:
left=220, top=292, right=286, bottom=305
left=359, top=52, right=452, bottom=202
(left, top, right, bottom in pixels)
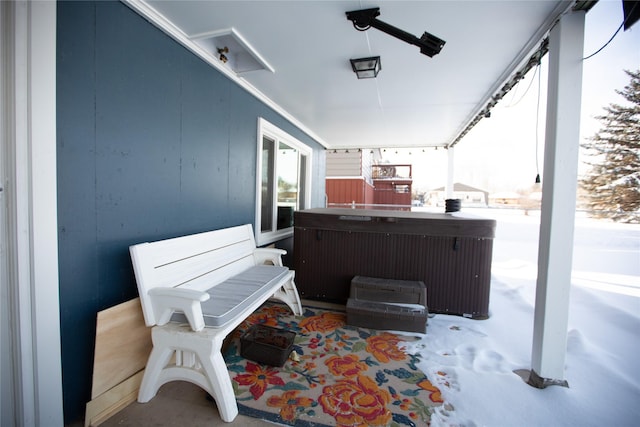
left=404, top=208, right=640, bottom=427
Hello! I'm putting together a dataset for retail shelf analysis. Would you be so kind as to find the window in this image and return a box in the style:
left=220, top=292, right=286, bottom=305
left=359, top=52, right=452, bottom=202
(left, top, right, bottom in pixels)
left=256, top=118, right=311, bottom=246
left=394, top=185, right=410, bottom=193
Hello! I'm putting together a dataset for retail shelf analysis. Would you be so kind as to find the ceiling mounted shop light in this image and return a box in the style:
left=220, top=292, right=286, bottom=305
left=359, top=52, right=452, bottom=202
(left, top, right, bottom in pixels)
left=346, top=7, right=445, bottom=58
left=350, top=56, right=381, bottom=79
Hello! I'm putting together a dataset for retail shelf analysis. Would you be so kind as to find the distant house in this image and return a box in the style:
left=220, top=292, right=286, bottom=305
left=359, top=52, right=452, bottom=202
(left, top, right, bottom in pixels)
left=325, top=150, right=412, bottom=210
left=325, top=149, right=377, bottom=208
left=428, top=183, right=489, bottom=207
left=489, top=191, right=523, bottom=206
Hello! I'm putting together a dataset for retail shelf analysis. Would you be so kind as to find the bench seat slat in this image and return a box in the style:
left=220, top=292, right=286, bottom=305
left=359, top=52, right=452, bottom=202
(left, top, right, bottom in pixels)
left=150, top=247, right=255, bottom=289
left=159, top=255, right=255, bottom=293
left=170, top=265, right=290, bottom=327
left=150, top=239, right=255, bottom=269
left=145, top=228, right=255, bottom=266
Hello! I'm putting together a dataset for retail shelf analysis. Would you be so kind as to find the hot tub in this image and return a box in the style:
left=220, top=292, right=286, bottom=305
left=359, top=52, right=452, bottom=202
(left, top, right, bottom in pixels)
left=293, top=208, right=496, bottom=319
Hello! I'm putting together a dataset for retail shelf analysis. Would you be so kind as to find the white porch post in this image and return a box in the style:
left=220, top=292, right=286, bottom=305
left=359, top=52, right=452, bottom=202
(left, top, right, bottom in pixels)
left=1, top=0, right=63, bottom=424
left=529, top=9, right=585, bottom=388
left=445, top=146, right=455, bottom=199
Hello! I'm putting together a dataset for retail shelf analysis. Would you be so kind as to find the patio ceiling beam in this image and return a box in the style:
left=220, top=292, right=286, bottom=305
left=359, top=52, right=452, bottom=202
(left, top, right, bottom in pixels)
left=447, top=0, right=596, bottom=149
left=448, top=38, right=549, bottom=148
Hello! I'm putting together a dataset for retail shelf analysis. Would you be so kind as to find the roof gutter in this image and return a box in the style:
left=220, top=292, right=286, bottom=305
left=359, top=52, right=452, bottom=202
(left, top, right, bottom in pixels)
left=447, top=0, right=597, bottom=149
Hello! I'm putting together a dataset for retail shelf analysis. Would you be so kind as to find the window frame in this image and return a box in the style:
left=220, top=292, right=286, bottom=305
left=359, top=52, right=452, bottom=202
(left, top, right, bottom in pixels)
left=255, top=118, right=312, bottom=246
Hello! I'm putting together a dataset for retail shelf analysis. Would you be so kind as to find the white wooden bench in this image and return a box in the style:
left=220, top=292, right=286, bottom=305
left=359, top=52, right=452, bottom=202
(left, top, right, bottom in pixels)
left=129, top=224, right=303, bottom=422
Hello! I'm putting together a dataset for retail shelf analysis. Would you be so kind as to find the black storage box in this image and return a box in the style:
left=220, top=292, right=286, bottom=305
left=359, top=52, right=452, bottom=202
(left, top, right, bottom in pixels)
left=240, top=325, right=296, bottom=367
left=294, top=208, right=496, bottom=319
left=346, top=298, right=428, bottom=333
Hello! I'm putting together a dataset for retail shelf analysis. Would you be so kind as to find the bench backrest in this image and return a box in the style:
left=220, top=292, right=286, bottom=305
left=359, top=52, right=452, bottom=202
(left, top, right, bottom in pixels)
left=130, top=224, right=258, bottom=326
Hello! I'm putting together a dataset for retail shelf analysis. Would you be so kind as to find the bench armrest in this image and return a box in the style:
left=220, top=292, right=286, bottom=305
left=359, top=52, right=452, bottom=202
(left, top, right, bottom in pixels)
left=148, top=287, right=210, bottom=331
left=253, top=248, right=287, bottom=266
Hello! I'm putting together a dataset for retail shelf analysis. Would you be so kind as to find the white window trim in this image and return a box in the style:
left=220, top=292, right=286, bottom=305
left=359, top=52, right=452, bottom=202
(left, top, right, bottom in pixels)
left=255, top=118, right=312, bottom=246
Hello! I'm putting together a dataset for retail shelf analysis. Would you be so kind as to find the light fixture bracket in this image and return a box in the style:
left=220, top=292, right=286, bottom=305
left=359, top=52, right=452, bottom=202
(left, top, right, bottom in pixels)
left=346, top=7, right=445, bottom=58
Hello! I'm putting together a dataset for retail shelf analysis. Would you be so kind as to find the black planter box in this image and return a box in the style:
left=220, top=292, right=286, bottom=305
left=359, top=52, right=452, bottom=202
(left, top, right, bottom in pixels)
left=240, top=325, right=296, bottom=367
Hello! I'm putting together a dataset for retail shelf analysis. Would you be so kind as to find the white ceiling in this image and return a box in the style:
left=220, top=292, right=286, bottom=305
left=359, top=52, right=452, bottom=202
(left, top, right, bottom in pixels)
left=127, top=0, right=577, bottom=150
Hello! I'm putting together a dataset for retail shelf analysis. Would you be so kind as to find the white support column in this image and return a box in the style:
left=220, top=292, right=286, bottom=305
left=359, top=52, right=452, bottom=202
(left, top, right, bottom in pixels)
left=1, top=1, right=63, bottom=425
left=529, top=9, right=585, bottom=388
left=445, top=146, right=455, bottom=199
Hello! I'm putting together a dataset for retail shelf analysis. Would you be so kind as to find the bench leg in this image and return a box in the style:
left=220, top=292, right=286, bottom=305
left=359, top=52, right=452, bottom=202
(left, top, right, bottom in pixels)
left=138, top=325, right=239, bottom=422
left=200, top=345, right=239, bottom=422
left=272, top=272, right=303, bottom=316
left=138, top=342, right=174, bottom=403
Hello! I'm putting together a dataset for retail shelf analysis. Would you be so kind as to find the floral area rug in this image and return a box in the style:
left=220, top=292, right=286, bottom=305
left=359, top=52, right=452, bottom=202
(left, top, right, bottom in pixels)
left=222, top=302, right=444, bottom=426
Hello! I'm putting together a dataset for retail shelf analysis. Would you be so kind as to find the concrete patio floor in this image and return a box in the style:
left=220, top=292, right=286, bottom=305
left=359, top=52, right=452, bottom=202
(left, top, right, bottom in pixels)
left=97, top=380, right=271, bottom=427
left=74, top=299, right=346, bottom=427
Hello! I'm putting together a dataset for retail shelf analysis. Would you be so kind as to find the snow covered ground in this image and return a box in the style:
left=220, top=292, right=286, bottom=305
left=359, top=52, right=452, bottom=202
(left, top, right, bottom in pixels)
left=404, top=208, right=640, bottom=427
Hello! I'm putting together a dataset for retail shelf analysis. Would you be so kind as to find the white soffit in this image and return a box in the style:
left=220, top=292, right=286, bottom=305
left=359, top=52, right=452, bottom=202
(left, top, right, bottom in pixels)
left=123, top=0, right=579, bottom=150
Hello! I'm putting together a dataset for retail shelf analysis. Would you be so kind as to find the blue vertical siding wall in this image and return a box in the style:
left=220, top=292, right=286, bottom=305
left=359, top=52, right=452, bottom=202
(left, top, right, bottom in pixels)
left=56, top=1, right=325, bottom=422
